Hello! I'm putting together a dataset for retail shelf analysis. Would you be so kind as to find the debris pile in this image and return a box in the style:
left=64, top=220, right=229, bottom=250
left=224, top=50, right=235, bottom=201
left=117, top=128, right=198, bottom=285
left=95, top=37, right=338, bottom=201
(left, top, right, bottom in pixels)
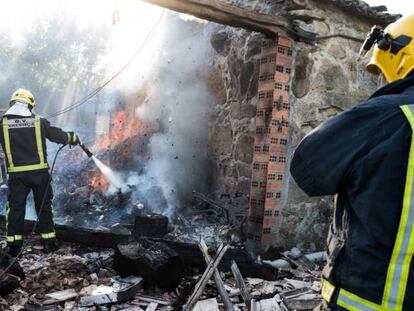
left=173, top=241, right=323, bottom=311
left=0, top=203, right=328, bottom=310
left=0, top=229, right=326, bottom=311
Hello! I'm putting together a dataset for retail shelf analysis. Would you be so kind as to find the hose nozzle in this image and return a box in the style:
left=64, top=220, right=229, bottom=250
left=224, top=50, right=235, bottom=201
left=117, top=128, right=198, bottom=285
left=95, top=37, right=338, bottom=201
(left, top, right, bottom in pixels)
left=79, top=143, right=93, bottom=158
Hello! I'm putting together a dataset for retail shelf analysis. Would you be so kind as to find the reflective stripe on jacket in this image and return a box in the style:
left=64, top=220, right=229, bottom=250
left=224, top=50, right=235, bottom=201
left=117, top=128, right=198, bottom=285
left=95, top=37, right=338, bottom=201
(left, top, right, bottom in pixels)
left=290, top=75, right=414, bottom=310
left=0, top=114, right=71, bottom=173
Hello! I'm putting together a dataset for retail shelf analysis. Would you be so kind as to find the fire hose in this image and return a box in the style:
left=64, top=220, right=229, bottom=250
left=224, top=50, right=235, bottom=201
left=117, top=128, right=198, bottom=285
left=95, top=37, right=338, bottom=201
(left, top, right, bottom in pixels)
left=0, top=142, right=94, bottom=279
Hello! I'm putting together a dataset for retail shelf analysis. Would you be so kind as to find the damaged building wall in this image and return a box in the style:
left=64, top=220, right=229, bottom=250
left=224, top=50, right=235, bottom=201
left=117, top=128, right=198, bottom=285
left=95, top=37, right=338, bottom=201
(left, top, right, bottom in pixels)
left=207, top=0, right=385, bottom=252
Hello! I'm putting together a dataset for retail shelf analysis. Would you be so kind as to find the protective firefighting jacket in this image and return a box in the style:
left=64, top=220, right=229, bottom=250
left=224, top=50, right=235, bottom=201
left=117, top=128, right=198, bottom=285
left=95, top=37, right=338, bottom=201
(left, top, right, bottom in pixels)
left=0, top=113, right=71, bottom=173
left=290, top=75, right=414, bottom=310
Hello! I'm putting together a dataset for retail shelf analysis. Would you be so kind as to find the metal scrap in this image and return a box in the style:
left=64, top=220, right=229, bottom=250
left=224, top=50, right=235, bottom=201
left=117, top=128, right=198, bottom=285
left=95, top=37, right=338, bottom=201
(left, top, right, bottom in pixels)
left=79, top=276, right=143, bottom=307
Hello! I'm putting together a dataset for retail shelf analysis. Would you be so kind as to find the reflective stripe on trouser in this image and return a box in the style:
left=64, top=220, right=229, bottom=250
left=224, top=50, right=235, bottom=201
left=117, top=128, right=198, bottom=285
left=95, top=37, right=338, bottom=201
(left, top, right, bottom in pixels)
left=6, top=176, right=30, bottom=244
left=6, top=170, right=55, bottom=243
left=6, top=235, right=23, bottom=243
left=41, top=232, right=56, bottom=239
left=2, top=116, right=48, bottom=173
left=5, top=202, right=23, bottom=244
left=320, top=104, right=414, bottom=311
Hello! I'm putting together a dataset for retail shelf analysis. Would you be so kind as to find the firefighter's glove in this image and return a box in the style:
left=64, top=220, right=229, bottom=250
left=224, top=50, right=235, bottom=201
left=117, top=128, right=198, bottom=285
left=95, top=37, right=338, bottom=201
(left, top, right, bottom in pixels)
left=68, top=132, right=80, bottom=146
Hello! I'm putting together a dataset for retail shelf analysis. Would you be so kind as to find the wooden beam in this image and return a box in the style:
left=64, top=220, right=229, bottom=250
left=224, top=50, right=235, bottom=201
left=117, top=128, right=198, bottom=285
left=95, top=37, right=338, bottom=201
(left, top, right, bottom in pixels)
left=0, top=215, right=128, bottom=248
left=184, top=244, right=230, bottom=311
left=141, top=0, right=291, bottom=36
left=199, top=239, right=235, bottom=311
left=231, top=260, right=252, bottom=309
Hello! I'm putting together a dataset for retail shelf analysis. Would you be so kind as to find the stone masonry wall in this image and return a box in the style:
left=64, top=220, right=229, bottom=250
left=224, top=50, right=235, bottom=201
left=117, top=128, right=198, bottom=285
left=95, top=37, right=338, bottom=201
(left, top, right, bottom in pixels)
left=207, top=0, right=382, bottom=251
left=208, top=27, right=262, bottom=213
left=283, top=0, right=378, bottom=251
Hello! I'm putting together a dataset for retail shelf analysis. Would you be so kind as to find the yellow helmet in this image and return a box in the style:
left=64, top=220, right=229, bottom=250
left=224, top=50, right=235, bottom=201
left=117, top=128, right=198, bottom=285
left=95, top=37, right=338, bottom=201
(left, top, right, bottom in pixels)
left=364, top=14, right=414, bottom=83
left=9, top=88, right=35, bottom=108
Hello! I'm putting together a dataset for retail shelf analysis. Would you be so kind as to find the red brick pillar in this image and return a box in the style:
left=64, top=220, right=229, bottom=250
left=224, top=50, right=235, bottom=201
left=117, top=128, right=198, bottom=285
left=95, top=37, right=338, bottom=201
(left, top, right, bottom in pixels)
left=246, top=35, right=294, bottom=254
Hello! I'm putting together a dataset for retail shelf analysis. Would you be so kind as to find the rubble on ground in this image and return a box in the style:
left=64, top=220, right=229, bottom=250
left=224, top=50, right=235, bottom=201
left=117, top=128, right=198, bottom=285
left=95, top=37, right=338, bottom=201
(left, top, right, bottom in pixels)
left=0, top=231, right=324, bottom=310
left=0, top=197, right=324, bottom=310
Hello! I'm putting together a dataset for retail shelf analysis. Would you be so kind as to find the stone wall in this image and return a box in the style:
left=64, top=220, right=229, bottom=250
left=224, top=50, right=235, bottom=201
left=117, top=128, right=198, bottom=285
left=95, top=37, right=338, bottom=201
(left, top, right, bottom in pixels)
left=283, top=0, right=378, bottom=251
left=208, top=27, right=262, bottom=210
left=207, top=0, right=381, bottom=251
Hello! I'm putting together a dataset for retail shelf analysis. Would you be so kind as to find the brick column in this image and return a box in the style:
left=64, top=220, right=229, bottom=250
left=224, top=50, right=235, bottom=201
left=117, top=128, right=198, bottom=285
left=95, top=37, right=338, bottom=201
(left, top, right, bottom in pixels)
left=246, top=35, right=294, bottom=254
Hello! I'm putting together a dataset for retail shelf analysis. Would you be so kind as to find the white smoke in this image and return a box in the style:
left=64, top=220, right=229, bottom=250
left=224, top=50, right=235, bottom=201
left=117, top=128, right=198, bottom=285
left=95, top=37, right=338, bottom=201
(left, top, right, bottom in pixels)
left=0, top=1, right=218, bottom=221
left=122, top=14, right=215, bottom=217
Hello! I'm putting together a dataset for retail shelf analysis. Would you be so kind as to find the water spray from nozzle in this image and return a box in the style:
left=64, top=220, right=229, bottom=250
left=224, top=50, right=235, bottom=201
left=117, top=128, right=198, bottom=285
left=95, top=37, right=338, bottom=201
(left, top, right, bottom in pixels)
left=78, top=142, right=124, bottom=190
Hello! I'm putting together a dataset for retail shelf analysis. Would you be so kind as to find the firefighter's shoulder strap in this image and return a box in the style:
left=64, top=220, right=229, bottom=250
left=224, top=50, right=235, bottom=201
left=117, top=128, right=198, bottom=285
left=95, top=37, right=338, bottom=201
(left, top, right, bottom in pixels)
left=2, top=115, right=48, bottom=172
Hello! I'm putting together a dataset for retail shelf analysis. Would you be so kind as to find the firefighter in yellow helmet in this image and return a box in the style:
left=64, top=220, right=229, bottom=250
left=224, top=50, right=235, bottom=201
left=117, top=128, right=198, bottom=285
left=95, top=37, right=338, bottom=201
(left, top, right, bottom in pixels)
left=290, top=15, right=414, bottom=310
left=364, top=15, right=414, bottom=84
left=0, top=89, right=80, bottom=256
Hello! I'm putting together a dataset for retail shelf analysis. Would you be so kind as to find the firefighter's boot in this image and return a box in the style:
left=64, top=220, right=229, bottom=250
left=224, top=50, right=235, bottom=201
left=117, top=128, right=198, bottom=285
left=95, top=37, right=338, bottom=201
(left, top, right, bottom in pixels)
left=42, top=238, right=59, bottom=254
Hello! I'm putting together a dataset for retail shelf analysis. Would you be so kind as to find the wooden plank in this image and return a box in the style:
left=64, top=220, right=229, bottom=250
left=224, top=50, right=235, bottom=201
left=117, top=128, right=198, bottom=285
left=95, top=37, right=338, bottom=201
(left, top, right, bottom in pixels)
left=145, top=302, right=158, bottom=311
left=231, top=260, right=252, bottom=309
left=184, top=244, right=230, bottom=311
left=141, top=0, right=291, bottom=36
left=251, top=299, right=259, bottom=311
left=43, top=289, right=78, bottom=305
left=199, top=239, right=235, bottom=311
left=135, top=295, right=171, bottom=306
left=193, top=298, right=220, bottom=311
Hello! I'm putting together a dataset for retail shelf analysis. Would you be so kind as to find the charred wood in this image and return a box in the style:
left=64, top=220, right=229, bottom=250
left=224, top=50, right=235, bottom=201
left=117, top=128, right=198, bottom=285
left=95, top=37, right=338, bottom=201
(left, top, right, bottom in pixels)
left=113, top=239, right=184, bottom=291
left=0, top=216, right=278, bottom=284
left=133, top=213, right=169, bottom=238
left=0, top=215, right=128, bottom=248
left=0, top=249, right=24, bottom=280
left=0, top=249, right=24, bottom=296
left=153, top=239, right=278, bottom=279
left=192, top=191, right=230, bottom=224
left=0, top=273, right=20, bottom=297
